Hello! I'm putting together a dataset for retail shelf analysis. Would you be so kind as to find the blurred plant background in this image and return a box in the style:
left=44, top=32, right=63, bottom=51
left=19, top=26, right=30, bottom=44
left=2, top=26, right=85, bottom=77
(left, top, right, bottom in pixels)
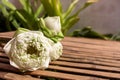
left=0, top=0, right=120, bottom=41
left=0, top=0, right=97, bottom=33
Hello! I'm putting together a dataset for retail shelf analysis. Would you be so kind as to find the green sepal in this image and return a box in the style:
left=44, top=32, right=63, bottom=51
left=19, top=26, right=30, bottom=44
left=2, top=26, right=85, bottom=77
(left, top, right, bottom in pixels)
left=14, top=28, right=30, bottom=37
left=38, top=18, right=64, bottom=43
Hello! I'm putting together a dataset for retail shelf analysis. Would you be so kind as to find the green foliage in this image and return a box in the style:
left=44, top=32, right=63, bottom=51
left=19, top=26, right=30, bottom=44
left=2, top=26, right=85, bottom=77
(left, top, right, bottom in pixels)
left=0, top=0, right=98, bottom=35
left=72, top=26, right=120, bottom=41
left=72, top=26, right=108, bottom=39
left=0, top=0, right=44, bottom=31
left=110, top=32, right=120, bottom=41
left=41, top=0, right=98, bottom=35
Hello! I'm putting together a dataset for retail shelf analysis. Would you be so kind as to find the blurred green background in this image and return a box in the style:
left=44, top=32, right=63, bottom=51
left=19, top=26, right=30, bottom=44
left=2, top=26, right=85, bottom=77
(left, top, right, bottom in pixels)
left=6, top=0, right=120, bottom=34
left=0, top=0, right=120, bottom=40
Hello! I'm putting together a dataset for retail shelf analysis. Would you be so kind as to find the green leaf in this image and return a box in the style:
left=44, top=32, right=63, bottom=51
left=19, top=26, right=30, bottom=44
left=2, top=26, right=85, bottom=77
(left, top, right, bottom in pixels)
left=40, top=0, right=54, bottom=16
left=34, top=5, right=44, bottom=18
left=110, top=32, right=120, bottom=41
left=51, top=0, right=62, bottom=16
left=17, top=10, right=35, bottom=26
left=15, top=11, right=28, bottom=24
left=73, top=0, right=98, bottom=17
left=72, top=26, right=109, bottom=40
left=63, top=0, right=78, bottom=18
left=19, top=0, right=32, bottom=14
left=0, top=4, right=9, bottom=17
left=11, top=20, right=20, bottom=29
left=62, top=17, right=79, bottom=34
left=2, top=0, right=16, bottom=10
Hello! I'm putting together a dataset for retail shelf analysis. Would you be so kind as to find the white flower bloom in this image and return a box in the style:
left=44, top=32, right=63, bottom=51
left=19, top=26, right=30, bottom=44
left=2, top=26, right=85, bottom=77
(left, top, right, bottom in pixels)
left=46, top=38, right=63, bottom=61
left=50, top=42, right=63, bottom=61
left=4, top=31, right=52, bottom=72
left=44, top=16, right=61, bottom=35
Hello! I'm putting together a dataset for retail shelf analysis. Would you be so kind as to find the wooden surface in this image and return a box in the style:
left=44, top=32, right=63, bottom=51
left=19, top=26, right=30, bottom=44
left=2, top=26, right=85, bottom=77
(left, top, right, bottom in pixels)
left=0, top=32, right=120, bottom=80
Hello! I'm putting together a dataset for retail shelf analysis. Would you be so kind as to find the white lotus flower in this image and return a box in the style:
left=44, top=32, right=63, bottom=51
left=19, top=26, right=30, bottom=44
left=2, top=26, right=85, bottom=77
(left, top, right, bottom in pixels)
left=3, top=15, right=64, bottom=72
left=4, top=31, right=52, bottom=72
left=39, top=16, right=64, bottom=42
left=44, top=16, right=61, bottom=35
left=46, top=39, right=63, bottom=61
left=50, top=42, right=63, bottom=61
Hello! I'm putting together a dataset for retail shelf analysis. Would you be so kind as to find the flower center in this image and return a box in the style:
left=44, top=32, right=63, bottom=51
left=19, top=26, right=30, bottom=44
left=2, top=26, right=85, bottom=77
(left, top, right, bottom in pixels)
left=27, top=45, right=38, bottom=55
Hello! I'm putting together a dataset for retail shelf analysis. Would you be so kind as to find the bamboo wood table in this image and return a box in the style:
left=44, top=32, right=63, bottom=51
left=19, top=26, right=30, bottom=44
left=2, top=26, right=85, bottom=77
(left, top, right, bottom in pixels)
left=0, top=32, right=120, bottom=80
